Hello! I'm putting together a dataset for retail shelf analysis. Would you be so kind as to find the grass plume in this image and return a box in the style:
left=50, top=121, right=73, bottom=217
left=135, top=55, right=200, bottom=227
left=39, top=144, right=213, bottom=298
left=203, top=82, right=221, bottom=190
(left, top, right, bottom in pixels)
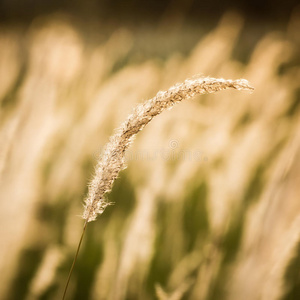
left=83, top=77, right=253, bottom=222
left=62, top=76, right=253, bottom=299
left=2, top=17, right=300, bottom=300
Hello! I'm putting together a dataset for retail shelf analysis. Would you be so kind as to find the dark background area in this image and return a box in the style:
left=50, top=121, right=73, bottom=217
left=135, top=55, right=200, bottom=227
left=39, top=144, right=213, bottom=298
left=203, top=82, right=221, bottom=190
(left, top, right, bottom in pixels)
left=0, top=0, right=299, bottom=24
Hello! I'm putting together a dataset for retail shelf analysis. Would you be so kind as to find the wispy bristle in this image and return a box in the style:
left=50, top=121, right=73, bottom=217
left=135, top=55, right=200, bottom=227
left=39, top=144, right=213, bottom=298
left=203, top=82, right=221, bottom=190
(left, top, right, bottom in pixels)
left=83, top=76, right=254, bottom=222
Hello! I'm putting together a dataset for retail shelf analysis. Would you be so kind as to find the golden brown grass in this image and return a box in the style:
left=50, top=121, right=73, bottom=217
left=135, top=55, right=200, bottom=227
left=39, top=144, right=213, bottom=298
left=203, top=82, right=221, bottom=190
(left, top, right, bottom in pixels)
left=83, top=77, right=253, bottom=223
left=0, top=11, right=300, bottom=300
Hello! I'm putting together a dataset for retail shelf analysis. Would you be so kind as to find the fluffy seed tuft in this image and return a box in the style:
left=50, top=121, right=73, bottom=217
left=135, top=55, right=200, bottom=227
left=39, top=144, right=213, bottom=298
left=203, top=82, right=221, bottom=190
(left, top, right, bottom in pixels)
left=83, top=76, right=254, bottom=222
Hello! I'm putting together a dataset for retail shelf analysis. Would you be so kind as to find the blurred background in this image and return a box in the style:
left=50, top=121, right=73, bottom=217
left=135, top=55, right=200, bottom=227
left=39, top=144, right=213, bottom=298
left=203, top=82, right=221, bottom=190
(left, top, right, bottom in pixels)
left=0, top=0, right=300, bottom=299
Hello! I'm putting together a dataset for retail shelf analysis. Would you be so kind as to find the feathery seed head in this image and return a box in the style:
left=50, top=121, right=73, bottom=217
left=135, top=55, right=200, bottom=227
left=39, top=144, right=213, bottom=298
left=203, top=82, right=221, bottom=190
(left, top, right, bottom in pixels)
left=83, top=76, right=254, bottom=222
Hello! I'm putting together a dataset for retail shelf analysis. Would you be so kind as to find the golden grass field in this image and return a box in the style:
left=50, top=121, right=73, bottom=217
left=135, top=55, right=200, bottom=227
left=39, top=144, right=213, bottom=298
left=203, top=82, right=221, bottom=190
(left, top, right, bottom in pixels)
left=0, top=10, right=300, bottom=300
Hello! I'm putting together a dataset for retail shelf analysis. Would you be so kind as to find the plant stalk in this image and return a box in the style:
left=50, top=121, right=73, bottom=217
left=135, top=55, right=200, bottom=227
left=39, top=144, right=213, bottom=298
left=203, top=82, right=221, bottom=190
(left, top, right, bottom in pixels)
left=62, top=220, right=88, bottom=300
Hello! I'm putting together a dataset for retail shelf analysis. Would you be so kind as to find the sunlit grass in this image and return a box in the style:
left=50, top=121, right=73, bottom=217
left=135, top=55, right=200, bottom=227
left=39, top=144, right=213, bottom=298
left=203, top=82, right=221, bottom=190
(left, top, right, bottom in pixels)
left=0, top=12, right=299, bottom=300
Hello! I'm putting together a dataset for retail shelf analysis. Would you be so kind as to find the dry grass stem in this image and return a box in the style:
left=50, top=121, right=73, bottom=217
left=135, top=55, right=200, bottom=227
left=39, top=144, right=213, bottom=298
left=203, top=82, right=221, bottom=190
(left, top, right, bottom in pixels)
left=2, top=17, right=300, bottom=300
left=83, top=77, right=254, bottom=222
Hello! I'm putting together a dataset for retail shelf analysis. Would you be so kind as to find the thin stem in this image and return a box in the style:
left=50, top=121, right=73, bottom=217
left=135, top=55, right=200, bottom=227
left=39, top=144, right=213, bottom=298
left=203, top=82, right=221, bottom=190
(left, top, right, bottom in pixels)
left=62, top=220, right=88, bottom=300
